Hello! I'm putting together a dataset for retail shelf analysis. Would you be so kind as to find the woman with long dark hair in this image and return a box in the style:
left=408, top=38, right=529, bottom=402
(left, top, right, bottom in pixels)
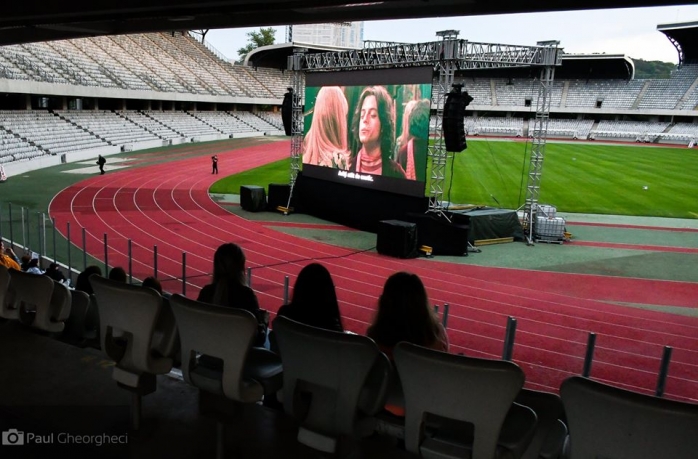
left=198, top=243, right=265, bottom=345
left=277, top=263, right=343, bottom=332
left=367, top=271, right=448, bottom=417
left=367, top=271, right=448, bottom=359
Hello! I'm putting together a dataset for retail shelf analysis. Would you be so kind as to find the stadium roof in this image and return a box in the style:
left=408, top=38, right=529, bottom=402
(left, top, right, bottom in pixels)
left=0, top=0, right=695, bottom=47
left=658, top=21, right=698, bottom=64
left=245, top=42, right=358, bottom=69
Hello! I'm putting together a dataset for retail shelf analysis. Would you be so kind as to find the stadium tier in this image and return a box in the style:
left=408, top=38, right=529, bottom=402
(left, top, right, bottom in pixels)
left=2, top=31, right=698, bottom=169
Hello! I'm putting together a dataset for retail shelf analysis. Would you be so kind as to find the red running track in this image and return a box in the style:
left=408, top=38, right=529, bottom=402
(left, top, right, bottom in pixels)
left=49, top=141, right=698, bottom=402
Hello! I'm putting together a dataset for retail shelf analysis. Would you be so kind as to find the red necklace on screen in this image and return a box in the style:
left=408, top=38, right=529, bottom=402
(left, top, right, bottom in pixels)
left=357, top=148, right=382, bottom=174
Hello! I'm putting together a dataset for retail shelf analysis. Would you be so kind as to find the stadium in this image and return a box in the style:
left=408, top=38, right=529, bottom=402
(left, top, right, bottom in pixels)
left=1, top=2, right=697, bottom=458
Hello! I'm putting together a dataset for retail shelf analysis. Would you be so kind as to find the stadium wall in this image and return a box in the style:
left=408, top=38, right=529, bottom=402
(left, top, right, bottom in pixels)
left=4, top=145, right=120, bottom=175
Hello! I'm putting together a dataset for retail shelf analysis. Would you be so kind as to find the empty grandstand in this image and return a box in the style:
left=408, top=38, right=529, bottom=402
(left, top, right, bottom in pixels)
left=2, top=22, right=698, bottom=175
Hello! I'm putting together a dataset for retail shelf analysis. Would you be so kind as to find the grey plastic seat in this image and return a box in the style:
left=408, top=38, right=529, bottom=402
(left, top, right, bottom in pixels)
left=29, top=280, right=72, bottom=333
left=63, top=289, right=99, bottom=345
left=170, top=294, right=277, bottom=458
left=272, top=315, right=391, bottom=454
left=394, top=341, right=535, bottom=459
left=63, top=289, right=90, bottom=342
left=561, top=376, right=698, bottom=459
left=90, top=274, right=173, bottom=430
left=8, top=269, right=55, bottom=327
left=516, top=389, right=567, bottom=459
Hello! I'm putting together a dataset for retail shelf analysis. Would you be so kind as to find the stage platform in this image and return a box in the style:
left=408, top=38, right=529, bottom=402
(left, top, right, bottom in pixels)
left=447, top=207, right=525, bottom=244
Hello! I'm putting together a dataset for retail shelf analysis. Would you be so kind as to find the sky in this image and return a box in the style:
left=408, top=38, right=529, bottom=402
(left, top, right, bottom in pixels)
left=205, top=5, right=698, bottom=64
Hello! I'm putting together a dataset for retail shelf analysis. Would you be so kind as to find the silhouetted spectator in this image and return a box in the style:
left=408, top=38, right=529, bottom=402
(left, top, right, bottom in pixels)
left=75, top=265, right=102, bottom=295
left=108, top=267, right=127, bottom=283
left=277, top=263, right=344, bottom=332
left=45, top=262, right=66, bottom=282
left=142, top=276, right=163, bottom=294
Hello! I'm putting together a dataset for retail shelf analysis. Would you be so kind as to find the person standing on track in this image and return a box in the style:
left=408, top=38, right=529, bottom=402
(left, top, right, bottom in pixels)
left=211, top=155, right=219, bottom=174
left=97, top=155, right=106, bottom=175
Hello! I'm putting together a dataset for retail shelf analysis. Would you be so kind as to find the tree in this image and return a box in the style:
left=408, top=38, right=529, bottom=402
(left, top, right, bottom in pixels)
left=633, top=59, right=676, bottom=79
left=237, top=27, right=276, bottom=62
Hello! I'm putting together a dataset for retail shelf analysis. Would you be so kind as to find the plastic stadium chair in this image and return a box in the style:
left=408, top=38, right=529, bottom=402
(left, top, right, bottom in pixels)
left=516, top=389, right=567, bottom=459
left=394, top=342, right=536, bottom=459
left=561, top=376, right=698, bottom=459
left=170, top=294, right=282, bottom=459
left=272, top=315, right=391, bottom=455
left=90, top=274, right=174, bottom=430
left=9, top=269, right=55, bottom=328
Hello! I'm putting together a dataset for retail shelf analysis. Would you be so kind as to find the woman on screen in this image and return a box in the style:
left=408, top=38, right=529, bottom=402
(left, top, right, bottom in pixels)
left=395, top=98, right=430, bottom=181
left=302, top=86, right=351, bottom=169
left=351, top=86, right=405, bottom=178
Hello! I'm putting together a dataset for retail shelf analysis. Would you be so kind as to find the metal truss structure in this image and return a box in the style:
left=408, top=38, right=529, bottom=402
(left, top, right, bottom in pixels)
left=286, top=50, right=306, bottom=209
left=523, top=42, right=560, bottom=244
left=288, top=36, right=561, bottom=239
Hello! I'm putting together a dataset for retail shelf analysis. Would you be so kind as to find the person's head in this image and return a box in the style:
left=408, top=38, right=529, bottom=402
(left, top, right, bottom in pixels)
left=28, top=258, right=40, bottom=269
left=290, top=263, right=343, bottom=331
left=142, top=276, right=163, bottom=294
left=408, top=99, right=430, bottom=139
left=47, top=262, right=59, bottom=272
left=313, top=87, right=349, bottom=149
left=108, top=266, right=127, bottom=283
left=397, top=99, right=419, bottom=148
left=20, top=254, right=31, bottom=267
left=75, top=265, right=102, bottom=294
left=398, top=98, right=430, bottom=148
left=368, top=272, right=440, bottom=349
left=354, top=86, right=395, bottom=159
left=211, top=243, right=247, bottom=305
left=303, top=87, right=349, bottom=167
left=213, top=243, right=246, bottom=284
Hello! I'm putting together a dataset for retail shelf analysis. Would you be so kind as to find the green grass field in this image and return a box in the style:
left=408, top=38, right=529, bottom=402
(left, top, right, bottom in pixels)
left=212, top=139, right=698, bottom=219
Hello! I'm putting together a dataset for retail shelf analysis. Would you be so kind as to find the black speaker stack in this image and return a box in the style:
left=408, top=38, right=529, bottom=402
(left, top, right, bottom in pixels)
left=443, top=85, right=474, bottom=153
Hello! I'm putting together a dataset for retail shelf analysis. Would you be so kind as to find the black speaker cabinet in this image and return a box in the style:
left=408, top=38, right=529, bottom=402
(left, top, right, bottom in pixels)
left=377, top=220, right=418, bottom=259
left=405, top=213, right=469, bottom=256
left=240, top=185, right=266, bottom=212
left=267, top=183, right=291, bottom=210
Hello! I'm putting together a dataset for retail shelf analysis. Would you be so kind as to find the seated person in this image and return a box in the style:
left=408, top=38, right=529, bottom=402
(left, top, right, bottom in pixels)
left=367, top=271, right=449, bottom=416
left=75, top=266, right=102, bottom=294
left=20, top=254, right=31, bottom=271
left=198, top=243, right=267, bottom=347
left=0, top=240, right=21, bottom=271
left=108, top=266, right=127, bottom=283
left=25, top=257, right=43, bottom=275
left=142, top=276, right=166, bottom=295
left=45, top=262, right=66, bottom=283
left=277, top=263, right=344, bottom=333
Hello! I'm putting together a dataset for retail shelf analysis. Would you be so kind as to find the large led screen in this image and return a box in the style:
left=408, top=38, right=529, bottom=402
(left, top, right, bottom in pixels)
left=302, top=67, right=433, bottom=198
